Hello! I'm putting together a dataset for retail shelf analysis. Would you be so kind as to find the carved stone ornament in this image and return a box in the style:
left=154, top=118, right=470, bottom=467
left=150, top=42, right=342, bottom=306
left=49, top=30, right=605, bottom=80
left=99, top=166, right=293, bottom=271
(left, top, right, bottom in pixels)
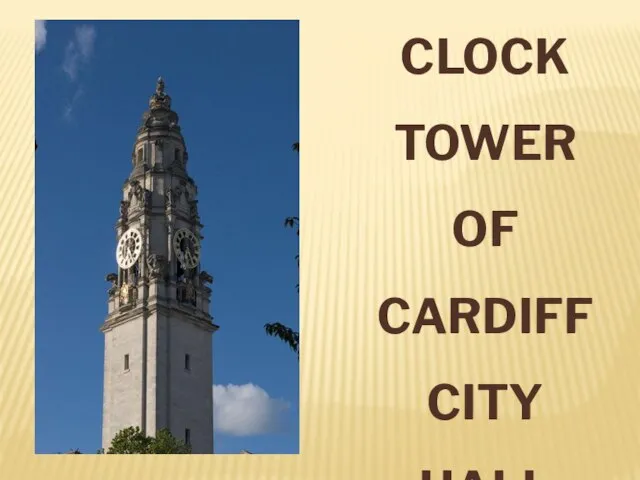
left=165, top=189, right=175, bottom=210
left=189, top=200, right=199, bottom=222
left=143, top=189, right=152, bottom=208
left=119, top=283, right=137, bottom=305
left=140, top=78, right=181, bottom=132
left=147, top=254, right=167, bottom=278
left=120, top=200, right=129, bottom=220
left=185, top=280, right=196, bottom=303
left=166, top=186, right=186, bottom=210
left=176, top=279, right=197, bottom=305
left=180, top=180, right=190, bottom=200
left=128, top=180, right=143, bottom=201
left=127, top=180, right=152, bottom=208
left=186, top=282, right=196, bottom=302
left=149, top=77, right=171, bottom=111
left=106, top=273, right=118, bottom=296
left=199, top=270, right=213, bottom=285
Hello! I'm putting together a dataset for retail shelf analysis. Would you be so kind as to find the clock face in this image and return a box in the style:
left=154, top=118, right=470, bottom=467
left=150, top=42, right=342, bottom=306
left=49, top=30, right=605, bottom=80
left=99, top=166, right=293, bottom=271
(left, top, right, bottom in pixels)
left=173, top=228, right=201, bottom=269
left=116, top=228, right=143, bottom=269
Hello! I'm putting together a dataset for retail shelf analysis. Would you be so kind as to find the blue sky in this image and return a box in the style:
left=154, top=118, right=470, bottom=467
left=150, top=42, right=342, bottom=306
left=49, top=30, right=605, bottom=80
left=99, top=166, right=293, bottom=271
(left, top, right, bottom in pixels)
left=35, top=20, right=299, bottom=454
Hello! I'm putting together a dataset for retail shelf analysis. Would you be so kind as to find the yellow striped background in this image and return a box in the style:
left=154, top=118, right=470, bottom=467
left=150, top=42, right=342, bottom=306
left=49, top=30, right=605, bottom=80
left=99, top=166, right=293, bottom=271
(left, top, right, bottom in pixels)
left=2, top=1, right=640, bottom=478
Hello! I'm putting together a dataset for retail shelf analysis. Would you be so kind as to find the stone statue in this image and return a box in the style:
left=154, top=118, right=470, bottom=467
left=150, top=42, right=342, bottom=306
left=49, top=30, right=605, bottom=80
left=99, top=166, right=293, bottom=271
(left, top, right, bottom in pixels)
left=147, top=254, right=167, bottom=279
left=165, top=189, right=175, bottom=210
left=143, top=188, right=152, bottom=208
left=106, top=272, right=118, bottom=296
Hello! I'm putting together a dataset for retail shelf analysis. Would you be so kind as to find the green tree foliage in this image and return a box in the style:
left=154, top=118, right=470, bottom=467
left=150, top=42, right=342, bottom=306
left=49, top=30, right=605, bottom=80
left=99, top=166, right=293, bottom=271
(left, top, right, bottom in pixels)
left=264, top=322, right=299, bottom=357
left=264, top=142, right=300, bottom=358
left=59, top=449, right=81, bottom=454
left=147, top=428, right=191, bottom=454
left=96, top=426, right=191, bottom=454
left=284, top=216, right=299, bottom=236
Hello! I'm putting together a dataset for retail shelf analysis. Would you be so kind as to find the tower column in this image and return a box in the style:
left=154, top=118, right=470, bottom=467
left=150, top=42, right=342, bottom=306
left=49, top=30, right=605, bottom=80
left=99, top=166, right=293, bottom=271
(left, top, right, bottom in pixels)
left=101, top=77, right=219, bottom=454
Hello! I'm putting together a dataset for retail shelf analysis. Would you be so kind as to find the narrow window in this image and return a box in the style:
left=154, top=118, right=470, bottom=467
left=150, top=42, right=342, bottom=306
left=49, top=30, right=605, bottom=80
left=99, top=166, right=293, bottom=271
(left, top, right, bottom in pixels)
left=185, top=428, right=191, bottom=445
left=175, top=148, right=181, bottom=164
left=185, top=354, right=191, bottom=371
left=137, top=149, right=143, bottom=165
left=124, top=354, right=129, bottom=371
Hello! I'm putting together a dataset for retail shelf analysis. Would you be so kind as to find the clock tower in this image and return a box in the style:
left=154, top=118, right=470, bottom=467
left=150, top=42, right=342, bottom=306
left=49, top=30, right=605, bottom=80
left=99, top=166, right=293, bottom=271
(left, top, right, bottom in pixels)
left=101, top=78, right=217, bottom=454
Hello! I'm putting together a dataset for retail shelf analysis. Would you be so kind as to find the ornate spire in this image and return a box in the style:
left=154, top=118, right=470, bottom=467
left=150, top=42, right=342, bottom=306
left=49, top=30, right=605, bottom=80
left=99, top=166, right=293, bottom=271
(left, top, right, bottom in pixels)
left=149, top=76, right=172, bottom=111
left=140, top=76, right=180, bottom=131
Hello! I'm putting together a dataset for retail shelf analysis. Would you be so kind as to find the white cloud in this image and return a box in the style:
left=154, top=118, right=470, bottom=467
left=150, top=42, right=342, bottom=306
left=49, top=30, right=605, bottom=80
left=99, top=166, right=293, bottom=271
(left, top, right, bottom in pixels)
left=213, top=383, right=290, bottom=436
left=62, top=87, right=84, bottom=121
left=75, top=25, right=96, bottom=58
left=61, top=25, right=95, bottom=119
left=35, top=20, right=47, bottom=53
left=62, top=25, right=96, bottom=81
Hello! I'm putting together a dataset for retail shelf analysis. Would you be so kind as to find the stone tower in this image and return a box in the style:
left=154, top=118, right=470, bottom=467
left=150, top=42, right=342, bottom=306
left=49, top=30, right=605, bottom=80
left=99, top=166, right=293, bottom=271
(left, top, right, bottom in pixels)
left=101, top=78, right=217, bottom=454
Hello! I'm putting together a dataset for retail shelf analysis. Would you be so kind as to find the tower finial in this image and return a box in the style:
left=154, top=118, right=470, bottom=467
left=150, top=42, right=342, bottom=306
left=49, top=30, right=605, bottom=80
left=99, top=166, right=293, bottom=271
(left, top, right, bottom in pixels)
left=148, top=76, right=171, bottom=111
